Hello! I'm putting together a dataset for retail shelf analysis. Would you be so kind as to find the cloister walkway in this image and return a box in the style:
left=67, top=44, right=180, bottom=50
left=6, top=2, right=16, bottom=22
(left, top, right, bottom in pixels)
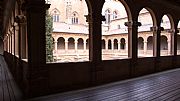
left=27, top=68, right=180, bottom=101
left=1, top=54, right=180, bottom=101
left=0, top=55, right=22, bottom=101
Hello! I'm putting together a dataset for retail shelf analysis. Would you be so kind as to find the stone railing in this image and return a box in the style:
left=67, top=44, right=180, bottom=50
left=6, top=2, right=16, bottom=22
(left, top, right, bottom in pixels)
left=52, top=49, right=180, bottom=62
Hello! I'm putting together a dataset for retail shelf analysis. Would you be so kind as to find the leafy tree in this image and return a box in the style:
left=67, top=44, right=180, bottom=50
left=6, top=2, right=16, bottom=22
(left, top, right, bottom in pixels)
left=46, top=11, right=54, bottom=62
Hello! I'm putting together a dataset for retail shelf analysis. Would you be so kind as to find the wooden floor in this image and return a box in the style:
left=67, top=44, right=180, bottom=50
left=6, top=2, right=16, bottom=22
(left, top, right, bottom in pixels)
left=27, top=69, right=180, bottom=101
left=0, top=55, right=22, bottom=101
left=1, top=55, right=180, bottom=101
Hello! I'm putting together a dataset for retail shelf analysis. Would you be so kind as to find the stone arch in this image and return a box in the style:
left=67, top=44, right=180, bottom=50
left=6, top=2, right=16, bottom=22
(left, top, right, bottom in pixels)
left=120, top=38, right=125, bottom=49
left=147, top=36, right=153, bottom=50
left=160, top=35, right=168, bottom=50
left=102, top=0, right=132, bottom=21
left=161, top=15, right=171, bottom=30
left=78, top=38, right=84, bottom=49
left=50, top=8, right=60, bottom=22
left=68, top=37, right=75, bottom=49
left=138, top=37, right=144, bottom=50
left=114, top=39, right=118, bottom=50
left=108, top=39, right=112, bottom=49
left=57, top=37, right=65, bottom=50
left=138, top=8, right=154, bottom=31
left=102, top=39, right=105, bottom=49
left=72, top=11, right=79, bottom=24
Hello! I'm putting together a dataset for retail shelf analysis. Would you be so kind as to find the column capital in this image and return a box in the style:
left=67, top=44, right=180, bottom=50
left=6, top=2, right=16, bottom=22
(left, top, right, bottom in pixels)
left=150, top=26, right=164, bottom=32
left=167, top=29, right=179, bottom=34
left=85, top=13, right=105, bottom=23
left=124, top=21, right=141, bottom=28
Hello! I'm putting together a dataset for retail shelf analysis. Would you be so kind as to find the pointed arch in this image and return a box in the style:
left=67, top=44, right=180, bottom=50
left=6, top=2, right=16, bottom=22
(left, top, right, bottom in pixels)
left=51, top=8, right=60, bottom=22
left=72, top=11, right=79, bottom=24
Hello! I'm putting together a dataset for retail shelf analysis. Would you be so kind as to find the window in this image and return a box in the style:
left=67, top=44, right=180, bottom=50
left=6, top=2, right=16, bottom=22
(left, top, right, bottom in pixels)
left=113, top=11, right=118, bottom=19
left=72, top=12, right=78, bottom=24
left=51, top=9, right=60, bottom=22
left=105, top=9, right=111, bottom=24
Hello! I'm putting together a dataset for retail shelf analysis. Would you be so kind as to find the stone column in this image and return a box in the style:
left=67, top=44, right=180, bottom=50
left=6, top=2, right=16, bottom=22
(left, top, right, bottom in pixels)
left=125, top=42, right=128, bottom=51
left=24, top=0, right=49, bottom=97
left=125, top=21, right=141, bottom=59
left=84, top=39, right=86, bottom=51
left=75, top=39, right=78, bottom=51
left=65, top=40, right=68, bottom=51
left=86, top=13, right=102, bottom=62
left=54, top=41, right=58, bottom=51
left=168, top=39, right=171, bottom=55
left=144, top=41, right=147, bottom=54
left=111, top=41, right=114, bottom=50
left=105, top=40, right=108, bottom=50
left=150, top=26, right=163, bottom=57
left=172, top=29, right=179, bottom=55
left=118, top=42, right=120, bottom=50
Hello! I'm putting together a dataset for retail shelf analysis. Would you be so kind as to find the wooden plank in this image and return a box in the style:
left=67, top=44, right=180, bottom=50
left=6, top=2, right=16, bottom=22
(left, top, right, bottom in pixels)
left=27, top=68, right=180, bottom=101
left=0, top=63, right=4, bottom=101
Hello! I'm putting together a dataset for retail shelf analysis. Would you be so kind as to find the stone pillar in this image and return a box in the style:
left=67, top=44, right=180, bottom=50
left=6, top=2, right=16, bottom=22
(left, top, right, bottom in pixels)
left=168, top=40, right=171, bottom=55
left=86, top=13, right=102, bottom=62
left=105, top=40, right=108, bottom=50
left=111, top=41, right=114, bottom=50
left=118, top=42, right=120, bottom=50
left=144, top=41, right=147, bottom=54
left=84, top=39, right=86, bottom=51
left=125, top=42, right=128, bottom=51
left=150, top=26, right=163, bottom=57
left=54, top=41, right=58, bottom=51
left=24, top=0, right=49, bottom=97
left=172, top=29, right=179, bottom=55
left=65, top=40, right=68, bottom=51
left=15, top=15, right=27, bottom=59
left=75, top=39, right=78, bottom=51
left=125, top=21, right=141, bottom=59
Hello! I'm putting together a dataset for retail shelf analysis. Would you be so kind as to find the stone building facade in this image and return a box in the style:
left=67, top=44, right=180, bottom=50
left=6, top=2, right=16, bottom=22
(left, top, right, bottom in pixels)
left=48, top=0, right=180, bottom=62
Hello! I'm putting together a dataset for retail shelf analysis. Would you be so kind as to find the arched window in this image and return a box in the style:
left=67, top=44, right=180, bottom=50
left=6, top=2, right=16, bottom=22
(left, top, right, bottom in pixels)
left=113, top=11, right=118, bottom=19
left=105, top=9, right=111, bottom=24
left=51, top=9, right=60, bottom=22
left=72, top=12, right=79, bottom=24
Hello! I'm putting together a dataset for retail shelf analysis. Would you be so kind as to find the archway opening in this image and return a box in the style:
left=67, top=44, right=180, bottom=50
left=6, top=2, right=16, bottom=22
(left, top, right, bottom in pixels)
left=138, top=8, right=154, bottom=57
left=108, top=40, right=112, bottom=49
left=68, top=38, right=75, bottom=49
left=147, top=36, right=153, bottom=50
left=177, top=21, right=180, bottom=55
left=102, top=0, right=129, bottom=60
left=86, top=39, right=89, bottom=49
left=160, top=15, right=171, bottom=56
left=114, top=39, right=118, bottom=50
left=57, top=37, right=65, bottom=50
left=138, top=37, right=144, bottom=57
left=47, top=0, right=89, bottom=62
left=160, top=35, right=168, bottom=56
left=77, top=38, right=84, bottom=49
left=102, top=39, right=105, bottom=49
left=120, top=38, right=125, bottom=49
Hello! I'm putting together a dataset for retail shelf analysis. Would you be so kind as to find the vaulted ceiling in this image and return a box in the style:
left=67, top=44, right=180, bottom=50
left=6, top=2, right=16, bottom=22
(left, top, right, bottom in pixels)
left=0, top=0, right=179, bottom=39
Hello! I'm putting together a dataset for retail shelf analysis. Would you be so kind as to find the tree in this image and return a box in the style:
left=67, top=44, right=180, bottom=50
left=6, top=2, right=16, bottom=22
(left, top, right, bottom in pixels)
left=46, top=11, right=54, bottom=62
